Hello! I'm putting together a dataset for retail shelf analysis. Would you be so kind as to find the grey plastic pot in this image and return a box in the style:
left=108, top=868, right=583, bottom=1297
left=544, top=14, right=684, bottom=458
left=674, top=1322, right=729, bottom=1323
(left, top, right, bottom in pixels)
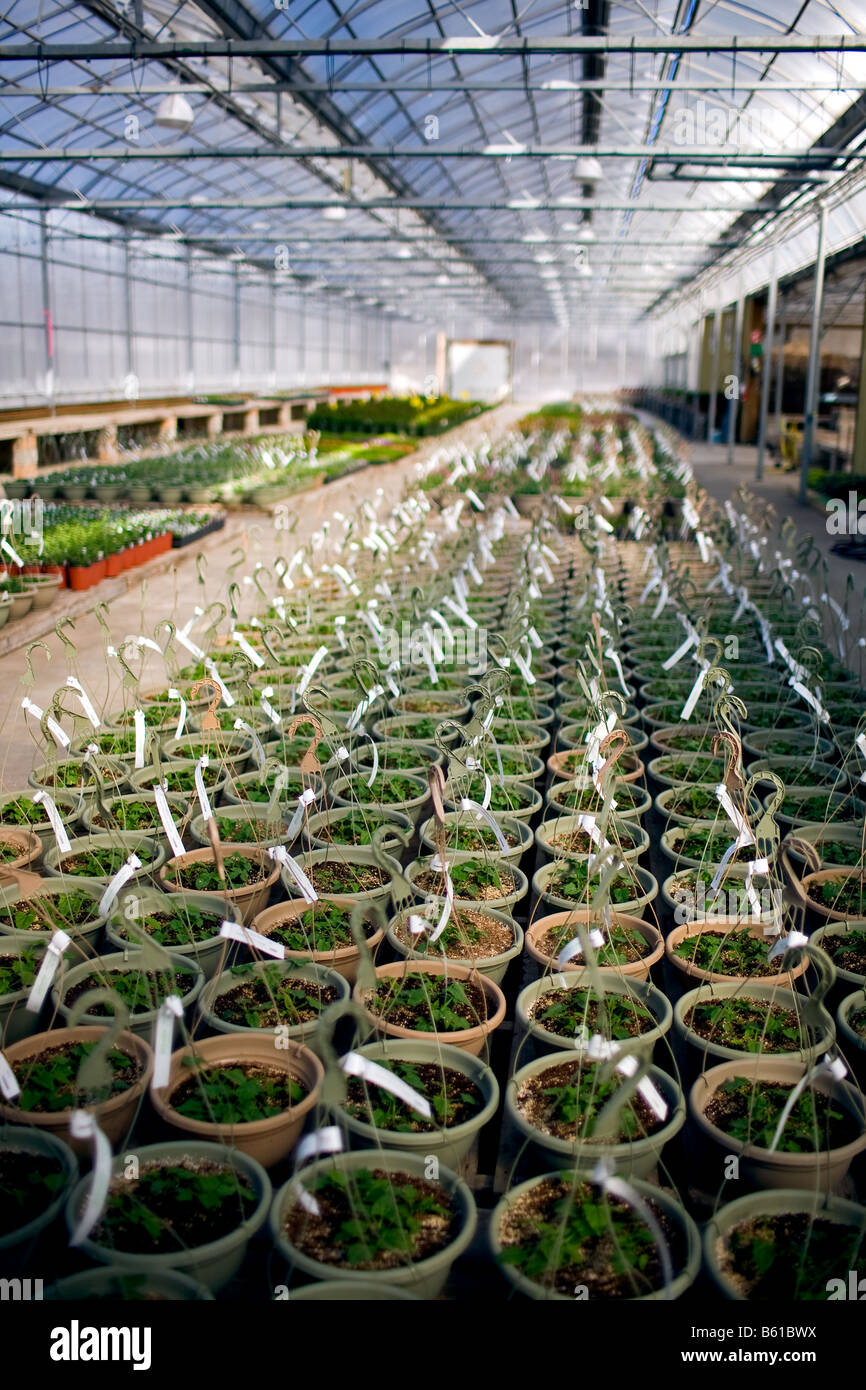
left=507, top=1052, right=686, bottom=1176
left=515, top=972, right=673, bottom=1059
left=417, top=811, right=532, bottom=864
left=0, top=936, right=49, bottom=1045
left=198, top=958, right=350, bottom=1050
left=532, top=860, right=657, bottom=919
left=43, top=832, right=167, bottom=884
left=78, top=789, right=191, bottom=838
left=65, top=1140, right=272, bottom=1292
left=105, top=887, right=243, bottom=979
left=188, top=803, right=292, bottom=850
left=534, top=812, right=649, bottom=865
left=443, top=780, right=543, bottom=823
left=703, top=1188, right=866, bottom=1300
left=0, top=1129, right=79, bottom=1274
left=28, top=756, right=130, bottom=796
left=545, top=781, right=651, bottom=822
left=673, top=981, right=835, bottom=1077
left=128, top=760, right=229, bottom=801
left=654, top=784, right=762, bottom=829
left=837, top=988, right=866, bottom=1081
left=304, top=806, right=413, bottom=853
left=385, top=904, right=523, bottom=985
left=0, top=878, right=106, bottom=948
left=269, top=1148, right=477, bottom=1298
left=284, top=1280, right=419, bottom=1301
left=406, top=855, right=529, bottom=914
left=45, top=1269, right=213, bottom=1300
left=0, top=788, right=81, bottom=848
left=161, top=731, right=254, bottom=773
left=689, top=1057, right=866, bottom=1192
left=330, top=772, right=430, bottom=825
left=488, top=1170, right=701, bottom=1301
left=52, top=949, right=205, bottom=1038
left=332, top=1037, right=500, bottom=1170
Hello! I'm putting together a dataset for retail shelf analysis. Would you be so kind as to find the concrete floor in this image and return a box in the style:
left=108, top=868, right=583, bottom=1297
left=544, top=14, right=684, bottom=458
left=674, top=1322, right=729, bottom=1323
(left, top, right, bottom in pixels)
left=0, top=403, right=527, bottom=789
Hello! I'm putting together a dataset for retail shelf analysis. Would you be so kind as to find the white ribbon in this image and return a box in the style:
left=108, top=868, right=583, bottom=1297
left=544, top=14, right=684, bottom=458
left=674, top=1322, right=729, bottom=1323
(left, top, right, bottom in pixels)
left=593, top=1158, right=674, bottom=1298
left=68, top=1111, right=112, bottom=1247
left=268, top=845, right=318, bottom=902
left=286, top=787, right=317, bottom=841
left=767, top=929, right=809, bottom=962
left=259, top=686, right=281, bottom=727
left=168, top=687, right=188, bottom=739
left=556, top=930, right=605, bottom=970
left=65, top=677, right=100, bottom=729
left=98, top=854, right=142, bottom=918
left=460, top=801, right=510, bottom=852
left=21, top=696, right=70, bottom=749
left=204, top=660, right=235, bottom=707
left=26, top=929, right=72, bottom=1012
left=233, top=718, right=266, bottom=769
left=767, top=1055, right=848, bottom=1154
left=175, top=629, right=206, bottom=661
left=194, top=756, right=212, bottom=822
left=153, top=782, right=186, bottom=858
left=219, top=920, right=286, bottom=958
left=234, top=632, right=265, bottom=668
left=293, top=1126, right=345, bottom=1215
left=298, top=645, right=329, bottom=697
left=133, top=708, right=146, bottom=769
left=663, top=632, right=697, bottom=671
left=680, top=666, right=708, bottom=722
left=31, top=789, right=71, bottom=853
left=340, top=1052, right=432, bottom=1119
left=0, top=1050, right=20, bottom=1100
left=151, top=994, right=184, bottom=1089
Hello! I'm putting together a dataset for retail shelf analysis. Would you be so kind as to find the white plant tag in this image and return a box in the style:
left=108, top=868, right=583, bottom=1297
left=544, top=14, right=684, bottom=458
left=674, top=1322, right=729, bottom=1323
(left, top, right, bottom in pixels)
left=32, top=789, right=71, bottom=853
left=175, top=629, right=205, bottom=661
left=234, top=632, right=265, bottom=668
left=151, top=995, right=184, bottom=1089
left=219, top=921, right=285, bottom=958
left=133, top=708, right=146, bottom=769
left=298, top=645, right=329, bottom=697
left=259, top=686, right=281, bottom=727
left=233, top=718, right=266, bottom=769
left=679, top=667, right=707, bottom=722
left=153, top=783, right=186, bottom=858
left=286, top=788, right=317, bottom=841
left=66, top=677, right=100, bottom=729
left=68, top=1112, right=112, bottom=1247
left=556, top=930, right=605, bottom=970
left=204, top=661, right=235, bottom=707
left=26, top=929, right=72, bottom=1012
left=168, top=687, right=188, bottom=739
left=194, top=756, right=212, bottom=822
left=268, top=845, right=318, bottom=902
left=0, top=1050, right=20, bottom=1100
left=98, top=854, right=142, bottom=918
left=615, top=1052, right=668, bottom=1121
left=341, top=1052, right=432, bottom=1118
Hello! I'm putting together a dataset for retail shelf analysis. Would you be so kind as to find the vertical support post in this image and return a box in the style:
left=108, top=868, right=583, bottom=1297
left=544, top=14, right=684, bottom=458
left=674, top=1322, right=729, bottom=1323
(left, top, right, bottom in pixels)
left=124, top=228, right=135, bottom=391
left=727, top=286, right=745, bottom=467
left=185, top=243, right=194, bottom=394
left=852, top=284, right=866, bottom=474
left=707, top=305, right=721, bottom=442
left=799, top=203, right=829, bottom=504
left=270, top=273, right=278, bottom=391
left=773, top=294, right=787, bottom=439
left=232, top=262, right=241, bottom=390
left=756, top=248, right=778, bottom=481
left=39, top=208, right=54, bottom=407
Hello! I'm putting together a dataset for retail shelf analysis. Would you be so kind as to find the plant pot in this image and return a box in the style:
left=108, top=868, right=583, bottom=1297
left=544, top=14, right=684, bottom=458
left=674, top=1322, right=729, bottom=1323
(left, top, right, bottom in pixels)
left=25, top=575, right=60, bottom=610
left=269, top=1148, right=477, bottom=1297
left=285, top=1280, right=418, bottom=1301
left=0, top=1130, right=79, bottom=1274
left=64, top=1140, right=271, bottom=1292
left=801, top=869, right=866, bottom=924
left=545, top=781, right=651, bottom=822
left=0, top=1025, right=153, bottom=1153
left=406, top=855, right=529, bottom=914
left=0, top=827, right=41, bottom=873
left=105, top=550, right=124, bottom=578
left=515, top=972, right=673, bottom=1058
left=355, top=959, right=506, bottom=1057
left=689, top=1057, right=866, bottom=1192
left=534, top=812, right=649, bottom=864
left=0, top=936, right=49, bottom=1046
left=304, top=806, right=413, bottom=853
left=188, top=804, right=293, bottom=851
left=105, top=887, right=243, bottom=979
left=506, top=1052, right=686, bottom=1176
left=525, top=910, right=663, bottom=982
left=665, top=919, right=809, bottom=995
left=417, top=811, right=532, bottom=864
left=53, top=949, right=205, bottom=1038
left=5, top=589, right=34, bottom=619
left=332, top=1037, right=500, bottom=1170
left=703, top=1188, right=866, bottom=1300
left=0, top=878, right=105, bottom=948
left=488, top=1170, right=700, bottom=1301
left=198, top=958, right=349, bottom=1049
left=43, top=831, right=166, bottom=884
left=150, top=1032, right=324, bottom=1168
left=252, top=897, right=385, bottom=984
left=673, top=981, right=835, bottom=1077
left=385, top=903, right=523, bottom=985
left=837, top=988, right=866, bottom=1082
left=45, top=1269, right=213, bottom=1300
left=29, top=755, right=129, bottom=797
left=532, top=859, right=657, bottom=919
left=158, top=845, right=280, bottom=924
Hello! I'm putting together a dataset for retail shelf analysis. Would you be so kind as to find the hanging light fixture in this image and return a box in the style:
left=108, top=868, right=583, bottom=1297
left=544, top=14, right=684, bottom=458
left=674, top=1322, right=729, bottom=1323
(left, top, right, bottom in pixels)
left=322, top=206, right=348, bottom=221
left=154, top=94, right=195, bottom=132
left=573, top=155, right=603, bottom=183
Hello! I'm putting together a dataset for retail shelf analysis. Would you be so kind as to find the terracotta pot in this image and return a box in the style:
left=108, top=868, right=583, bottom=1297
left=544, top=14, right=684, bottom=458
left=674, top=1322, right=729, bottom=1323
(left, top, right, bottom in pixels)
left=158, top=845, right=279, bottom=924
left=252, top=897, right=385, bottom=983
left=105, top=551, right=124, bottom=578
left=150, top=1032, right=323, bottom=1167
left=664, top=920, right=808, bottom=996
left=689, top=1056, right=866, bottom=1192
left=525, top=909, right=663, bottom=982
left=354, top=958, right=506, bottom=1057
left=0, top=827, right=41, bottom=872
left=0, top=1025, right=153, bottom=1153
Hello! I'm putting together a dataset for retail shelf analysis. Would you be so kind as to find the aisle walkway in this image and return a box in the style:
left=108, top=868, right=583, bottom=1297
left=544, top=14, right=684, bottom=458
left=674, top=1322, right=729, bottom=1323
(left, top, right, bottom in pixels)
left=0, top=403, right=526, bottom=788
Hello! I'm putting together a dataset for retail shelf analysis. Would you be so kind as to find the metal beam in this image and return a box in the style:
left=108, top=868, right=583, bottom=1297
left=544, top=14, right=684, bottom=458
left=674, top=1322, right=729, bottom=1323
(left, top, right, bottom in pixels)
left=756, top=250, right=778, bottom=481
left=727, top=289, right=745, bottom=466
left=11, top=196, right=771, bottom=212
left=1, top=36, right=863, bottom=59
left=707, top=305, right=721, bottom=442
left=1, top=144, right=854, bottom=162
left=6, top=80, right=865, bottom=97
left=799, top=203, right=829, bottom=503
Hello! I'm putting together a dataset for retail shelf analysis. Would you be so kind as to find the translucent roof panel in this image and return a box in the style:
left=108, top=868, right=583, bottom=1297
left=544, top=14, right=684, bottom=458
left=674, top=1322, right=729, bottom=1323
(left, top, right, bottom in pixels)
left=2, top=0, right=866, bottom=327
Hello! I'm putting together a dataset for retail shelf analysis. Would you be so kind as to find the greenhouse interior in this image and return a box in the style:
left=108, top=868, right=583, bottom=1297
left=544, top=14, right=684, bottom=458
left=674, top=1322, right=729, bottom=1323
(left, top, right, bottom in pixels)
left=3, top=0, right=866, bottom=1343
